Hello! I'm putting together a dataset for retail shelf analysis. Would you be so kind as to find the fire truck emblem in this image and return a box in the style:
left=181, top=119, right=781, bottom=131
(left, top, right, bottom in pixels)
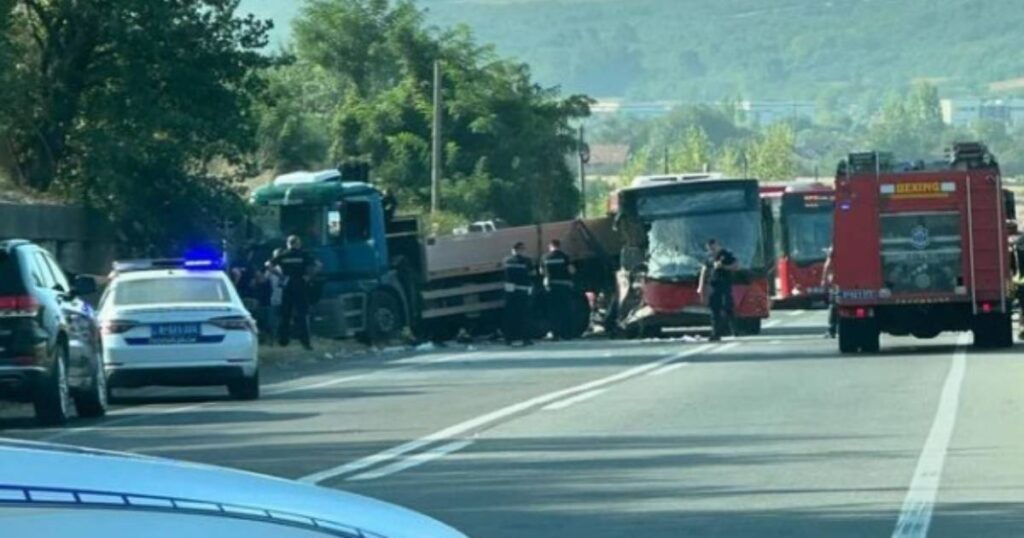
left=910, top=225, right=930, bottom=250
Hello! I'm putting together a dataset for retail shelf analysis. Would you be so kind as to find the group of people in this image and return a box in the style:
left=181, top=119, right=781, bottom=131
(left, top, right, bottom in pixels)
left=501, top=239, right=578, bottom=346
left=234, top=235, right=321, bottom=351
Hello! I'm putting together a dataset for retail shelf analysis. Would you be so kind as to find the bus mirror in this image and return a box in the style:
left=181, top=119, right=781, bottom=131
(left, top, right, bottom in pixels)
left=621, top=246, right=643, bottom=272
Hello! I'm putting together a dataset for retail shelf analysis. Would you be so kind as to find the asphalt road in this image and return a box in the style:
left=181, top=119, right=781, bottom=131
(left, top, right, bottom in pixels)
left=3, top=310, right=1024, bottom=537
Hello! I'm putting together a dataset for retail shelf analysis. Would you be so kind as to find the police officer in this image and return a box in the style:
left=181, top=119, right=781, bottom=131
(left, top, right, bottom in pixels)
left=542, top=239, right=576, bottom=340
left=702, top=238, right=738, bottom=342
left=503, top=241, right=534, bottom=346
left=822, top=246, right=838, bottom=338
left=268, top=235, right=321, bottom=350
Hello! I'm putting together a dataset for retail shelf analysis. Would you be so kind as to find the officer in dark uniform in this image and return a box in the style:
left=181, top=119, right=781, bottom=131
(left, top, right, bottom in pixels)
left=503, top=241, right=534, bottom=346
left=542, top=239, right=576, bottom=340
left=702, top=238, right=738, bottom=342
left=268, top=235, right=321, bottom=350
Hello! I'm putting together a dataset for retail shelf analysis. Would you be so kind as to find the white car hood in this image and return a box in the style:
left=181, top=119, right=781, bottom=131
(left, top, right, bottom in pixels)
left=0, top=440, right=466, bottom=538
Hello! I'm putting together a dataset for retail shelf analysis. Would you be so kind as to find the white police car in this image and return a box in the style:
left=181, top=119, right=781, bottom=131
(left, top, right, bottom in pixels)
left=0, top=439, right=467, bottom=538
left=97, top=259, right=259, bottom=400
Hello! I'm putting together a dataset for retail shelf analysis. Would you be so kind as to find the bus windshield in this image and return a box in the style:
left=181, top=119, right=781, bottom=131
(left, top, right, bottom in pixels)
left=648, top=210, right=763, bottom=280
left=784, top=210, right=832, bottom=264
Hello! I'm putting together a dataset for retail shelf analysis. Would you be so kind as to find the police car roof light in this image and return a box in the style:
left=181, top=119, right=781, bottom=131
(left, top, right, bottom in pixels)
left=112, top=257, right=223, bottom=273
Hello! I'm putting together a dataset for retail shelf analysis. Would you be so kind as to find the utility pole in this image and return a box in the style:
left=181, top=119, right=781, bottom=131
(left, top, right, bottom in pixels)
left=578, top=125, right=589, bottom=218
left=663, top=147, right=669, bottom=174
left=431, top=60, right=442, bottom=215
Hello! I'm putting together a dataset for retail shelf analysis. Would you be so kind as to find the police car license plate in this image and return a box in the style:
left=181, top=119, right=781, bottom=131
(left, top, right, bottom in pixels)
left=151, top=323, right=201, bottom=344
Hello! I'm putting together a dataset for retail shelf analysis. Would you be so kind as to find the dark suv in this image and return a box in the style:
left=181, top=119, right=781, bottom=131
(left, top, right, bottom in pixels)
left=0, top=240, right=107, bottom=425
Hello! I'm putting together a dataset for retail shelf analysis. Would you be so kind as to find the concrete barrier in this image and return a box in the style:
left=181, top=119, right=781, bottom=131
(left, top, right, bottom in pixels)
left=0, top=202, right=119, bottom=274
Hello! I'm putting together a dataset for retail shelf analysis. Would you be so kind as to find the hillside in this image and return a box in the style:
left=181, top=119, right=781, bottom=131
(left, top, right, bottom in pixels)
left=239, top=0, right=1024, bottom=102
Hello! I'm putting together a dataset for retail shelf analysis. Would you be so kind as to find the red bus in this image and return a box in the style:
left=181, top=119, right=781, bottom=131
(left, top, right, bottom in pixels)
left=611, top=177, right=771, bottom=336
left=762, top=182, right=835, bottom=307
left=833, top=143, right=1012, bottom=352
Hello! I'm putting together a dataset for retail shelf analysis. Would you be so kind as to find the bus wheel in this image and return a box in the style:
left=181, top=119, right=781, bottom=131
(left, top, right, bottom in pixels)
left=734, top=318, right=761, bottom=336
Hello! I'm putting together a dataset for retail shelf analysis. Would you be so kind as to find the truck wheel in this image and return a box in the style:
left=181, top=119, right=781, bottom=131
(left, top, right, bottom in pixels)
left=366, top=290, right=404, bottom=344
left=838, top=320, right=859, bottom=354
left=861, top=320, right=881, bottom=353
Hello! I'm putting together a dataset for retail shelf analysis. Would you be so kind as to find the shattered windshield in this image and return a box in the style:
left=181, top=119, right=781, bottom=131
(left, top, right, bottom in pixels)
left=648, top=210, right=763, bottom=280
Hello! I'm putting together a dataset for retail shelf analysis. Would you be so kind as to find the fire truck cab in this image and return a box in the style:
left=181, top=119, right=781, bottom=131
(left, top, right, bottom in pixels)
left=833, top=143, right=1013, bottom=352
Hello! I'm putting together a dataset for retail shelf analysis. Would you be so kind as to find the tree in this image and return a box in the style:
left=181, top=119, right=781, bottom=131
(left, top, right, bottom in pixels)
left=669, top=126, right=712, bottom=172
left=282, top=0, right=590, bottom=225
left=749, top=123, right=797, bottom=181
left=868, top=82, right=944, bottom=158
left=3, top=0, right=271, bottom=247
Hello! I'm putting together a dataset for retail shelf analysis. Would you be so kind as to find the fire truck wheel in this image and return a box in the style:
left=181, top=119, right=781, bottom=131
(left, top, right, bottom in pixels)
left=995, top=313, right=1014, bottom=348
left=861, top=321, right=880, bottom=353
left=973, top=313, right=1013, bottom=349
left=838, top=320, right=861, bottom=354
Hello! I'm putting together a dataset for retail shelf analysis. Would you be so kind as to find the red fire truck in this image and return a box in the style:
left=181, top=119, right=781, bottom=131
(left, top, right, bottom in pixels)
left=832, top=143, right=1013, bottom=352
left=611, top=177, right=771, bottom=336
left=762, top=182, right=835, bottom=307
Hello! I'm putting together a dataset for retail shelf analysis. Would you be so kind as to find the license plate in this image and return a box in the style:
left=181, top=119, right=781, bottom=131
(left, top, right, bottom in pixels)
left=151, top=323, right=201, bottom=344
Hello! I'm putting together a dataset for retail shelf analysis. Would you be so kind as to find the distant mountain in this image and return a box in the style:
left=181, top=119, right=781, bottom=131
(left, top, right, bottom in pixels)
left=239, top=0, right=1024, bottom=102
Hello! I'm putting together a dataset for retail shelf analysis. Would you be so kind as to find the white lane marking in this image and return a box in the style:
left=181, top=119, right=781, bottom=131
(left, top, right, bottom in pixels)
left=769, top=340, right=783, bottom=345
left=299, top=343, right=719, bottom=484
left=646, top=362, right=689, bottom=377
left=41, top=351, right=482, bottom=443
left=763, top=320, right=782, bottom=328
left=787, top=309, right=806, bottom=317
left=891, top=333, right=970, bottom=538
left=347, top=439, right=474, bottom=482
left=709, top=342, right=741, bottom=354
left=542, top=389, right=608, bottom=411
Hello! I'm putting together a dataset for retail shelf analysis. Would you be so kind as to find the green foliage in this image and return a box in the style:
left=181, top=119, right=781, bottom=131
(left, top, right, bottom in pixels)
left=238, top=0, right=1024, bottom=101
left=748, top=124, right=797, bottom=182
left=264, top=0, right=591, bottom=225
left=2, top=0, right=271, bottom=249
left=868, top=82, right=945, bottom=158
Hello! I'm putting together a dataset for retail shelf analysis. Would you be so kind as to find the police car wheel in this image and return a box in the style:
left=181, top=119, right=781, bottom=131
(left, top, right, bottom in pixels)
left=228, top=370, right=260, bottom=401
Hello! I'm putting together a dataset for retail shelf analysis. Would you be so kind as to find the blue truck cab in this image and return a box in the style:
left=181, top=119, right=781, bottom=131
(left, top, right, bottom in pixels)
left=249, top=169, right=423, bottom=342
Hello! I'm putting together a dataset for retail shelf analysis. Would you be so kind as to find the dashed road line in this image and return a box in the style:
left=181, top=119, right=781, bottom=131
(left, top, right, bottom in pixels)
left=299, top=343, right=718, bottom=484
left=348, top=439, right=475, bottom=482
left=787, top=309, right=806, bottom=317
left=542, top=389, right=608, bottom=411
left=709, top=342, right=741, bottom=354
left=646, top=363, right=689, bottom=377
